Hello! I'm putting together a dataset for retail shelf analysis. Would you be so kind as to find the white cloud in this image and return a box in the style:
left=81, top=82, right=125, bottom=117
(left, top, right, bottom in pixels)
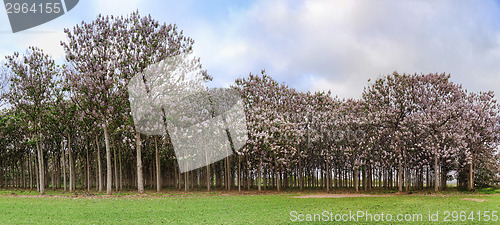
left=193, top=0, right=500, bottom=98
left=94, top=0, right=146, bottom=15
left=2, top=0, right=500, bottom=100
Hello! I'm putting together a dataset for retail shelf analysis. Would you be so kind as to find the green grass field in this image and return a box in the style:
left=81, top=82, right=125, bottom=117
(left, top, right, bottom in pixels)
left=0, top=188, right=499, bottom=224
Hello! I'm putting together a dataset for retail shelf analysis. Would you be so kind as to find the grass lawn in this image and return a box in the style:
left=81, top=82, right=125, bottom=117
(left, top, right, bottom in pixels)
left=0, top=188, right=499, bottom=224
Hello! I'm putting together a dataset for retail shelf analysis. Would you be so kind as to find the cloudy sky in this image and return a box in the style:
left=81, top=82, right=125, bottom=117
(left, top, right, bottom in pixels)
left=1, top=0, right=500, bottom=99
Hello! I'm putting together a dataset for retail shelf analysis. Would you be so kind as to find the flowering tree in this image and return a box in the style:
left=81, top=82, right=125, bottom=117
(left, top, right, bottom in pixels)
left=363, top=72, right=419, bottom=192
left=1, top=11, right=500, bottom=193
left=62, top=11, right=199, bottom=194
left=460, top=91, right=500, bottom=190
left=362, top=72, right=485, bottom=192
left=3, top=47, right=59, bottom=195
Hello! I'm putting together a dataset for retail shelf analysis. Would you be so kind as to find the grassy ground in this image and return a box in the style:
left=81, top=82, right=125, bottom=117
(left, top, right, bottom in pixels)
left=0, top=188, right=499, bottom=224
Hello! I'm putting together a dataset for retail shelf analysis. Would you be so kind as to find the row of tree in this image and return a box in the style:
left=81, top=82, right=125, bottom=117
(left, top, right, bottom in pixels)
left=236, top=71, right=500, bottom=193
left=1, top=12, right=499, bottom=195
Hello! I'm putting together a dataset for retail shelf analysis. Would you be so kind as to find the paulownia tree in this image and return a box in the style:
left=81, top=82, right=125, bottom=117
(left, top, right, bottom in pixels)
left=461, top=91, right=500, bottom=190
left=3, top=47, right=59, bottom=195
left=62, top=11, right=200, bottom=194
left=363, top=72, right=418, bottom=193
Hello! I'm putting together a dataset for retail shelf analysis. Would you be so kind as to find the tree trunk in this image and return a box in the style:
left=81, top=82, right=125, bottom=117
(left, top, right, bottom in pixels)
left=238, top=155, right=241, bottom=192
left=184, top=171, right=189, bottom=192
left=61, top=140, right=66, bottom=192
left=426, top=167, right=429, bottom=188
left=135, top=131, right=144, bottom=194
left=28, top=153, right=32, bottom=189
left=36, top=133, right=45, bottom=195
left=440, top=167, right=447, bottom=191
left=326, top=159, right=330, bottom=192
left=405, top=165, right=409, bottom=192
left=362, top=165, right=367, bottom=191
left=50, top=153, right=54, bottom=190
left=96, top=135, right=102, bottom=192
left=258, top=159, right=262, bottom=192
left=299, top=159, right=303, bottom=191
left=155, top=137, right=161, bottom=193
left=119, top=144, right=123, bottom=191
left=177, top=162, right=181, bottom=190
left=276, top=165, right=281, bottom=192
left=263, top=167, right=266, bottom=190
left=86, top=140, right=90, bottom=192
left=398, top=159, right=403, bottom=193
left=434, top=154, right=439, bottom=192
left=226, top=157, right=230, bottom=191
left=206, top=164, right=211, bottom=192
left=104, top=124, right=112, bottom=195
left=354, top=167, right=359, bottom=192
left=469, top=162, right=474, bottom=191
left=114, top=145, right=118, bottom=192
left=247, top=165, right=251, bottom=191
left=68, top=135, right=76, bottom=191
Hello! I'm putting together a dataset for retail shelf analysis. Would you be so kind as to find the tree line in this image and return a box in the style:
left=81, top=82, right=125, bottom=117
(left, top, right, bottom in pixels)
left=0, top=12, right=499, bottom=195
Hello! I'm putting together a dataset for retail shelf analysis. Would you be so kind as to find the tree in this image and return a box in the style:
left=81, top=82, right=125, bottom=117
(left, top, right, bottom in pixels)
left=413, top=73, right=465, bottom=191
left=62, top=11, right=199, bottom=194
left=49, top=84, right=78, bottom=192
left=3, top=47, right=59, bottom=195
left=363, top=72, right=418, bottom=193
left=461, top=91, right=500, bottom=190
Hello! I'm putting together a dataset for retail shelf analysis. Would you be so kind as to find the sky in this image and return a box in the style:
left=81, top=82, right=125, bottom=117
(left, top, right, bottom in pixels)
left=1, top=0, right=500, bottom=99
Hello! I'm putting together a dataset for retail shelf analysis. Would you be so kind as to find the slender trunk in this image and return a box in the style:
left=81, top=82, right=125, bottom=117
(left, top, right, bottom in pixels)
left=434, top=154, right=439, bottom=192
left=276, top=166, right=281, bottom=192
left=96, top=150, right=98, bottom=191
left=326, top=158, right=330, bottom=192
left=368, top=164, right=372, bottom=190
left=68, top=135, right=76, bottom=191
left=104, top=124, right=112, bottom=195
left=177, top=163, right=181, bottom=190
left=36, top=133, right=45, bottom=195
left=203, top=131, right=210, bottom=191
left=258, top=159, right=262, bottom=192
left=114, top=145, right=118, bottom=192
left=206, top=164, right=211, bottom=192
left=299, top=159, right=303, bottom=191
left=51, top=153, right=54, bottom=190
left=226, top=157, right=230, bottom=191
left=354, top=167, right=359, bottom=192
left=34, top=157, right=39, bottom=191
left=238, top=155, right=241, bottom=192
left=375, top=168, right=385, bottom=188
left=262, top=167, right=266, bottom=190
left=135, top=131, right=144, bottom=194
left=398, top=160, right=403, bottom=193
left=184, top=171, right=188, bottom=192
left=426, top=167, right=429, bottom=188
left=61, top=141, right=66, bottom=192
left=155, top=137, right=161, bottom=193
left=28, top=153, right=32, bottom=189
left=247, top=164, right=250, bottom=191
left=405, top=165, right=409, bottom=192
left=96, top=135, right=102, bottom=192
left=86, top=140, right=90, bottom=192
left=119, top=144, right=123, bottom=191
left=363, top=165, right=367, bottom=191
